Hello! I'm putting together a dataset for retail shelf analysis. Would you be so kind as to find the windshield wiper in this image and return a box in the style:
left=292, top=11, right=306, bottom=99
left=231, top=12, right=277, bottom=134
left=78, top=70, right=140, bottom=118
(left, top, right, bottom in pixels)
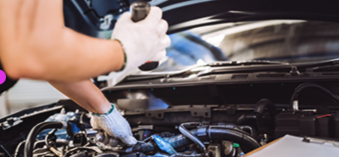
left=304, top=59, right=339, bottom=72
left=124, top=60, right=289, bottom=81
left=123, top=59, right=339, bottom=82
left=207, top=60, right=289, bottom=67
left=200, top=59, right=339, bottom=77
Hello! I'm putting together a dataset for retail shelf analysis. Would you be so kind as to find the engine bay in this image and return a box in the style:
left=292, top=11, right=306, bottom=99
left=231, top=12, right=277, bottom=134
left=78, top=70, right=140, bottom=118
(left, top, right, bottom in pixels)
left=2, top=81, right=339, bottom=157
left=2, top=0, right=339, bottom=156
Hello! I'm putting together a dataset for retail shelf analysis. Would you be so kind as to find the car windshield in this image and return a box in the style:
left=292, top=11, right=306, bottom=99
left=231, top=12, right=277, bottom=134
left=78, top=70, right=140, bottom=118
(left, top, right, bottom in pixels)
left=155, top=20, right=339, bottom=72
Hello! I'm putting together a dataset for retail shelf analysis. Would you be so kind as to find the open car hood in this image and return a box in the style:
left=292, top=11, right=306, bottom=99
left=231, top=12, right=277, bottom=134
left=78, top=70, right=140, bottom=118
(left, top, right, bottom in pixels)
left=64, top=0, right=339, bottom=38
left=63, top=0, right=339, bottom=86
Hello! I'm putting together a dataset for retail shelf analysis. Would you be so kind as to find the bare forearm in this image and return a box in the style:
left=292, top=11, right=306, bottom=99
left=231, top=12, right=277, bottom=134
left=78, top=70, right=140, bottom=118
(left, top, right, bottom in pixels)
left=3, top=28, right=124, bottom=82
left=50, top=80, right=111, bottom=113
left=0, top=0, right=124, bottom=82
left=35, top=28, right=124, bottom=82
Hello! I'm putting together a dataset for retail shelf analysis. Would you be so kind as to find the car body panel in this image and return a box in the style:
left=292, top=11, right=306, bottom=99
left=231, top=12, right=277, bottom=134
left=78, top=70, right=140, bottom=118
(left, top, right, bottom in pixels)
left=64, top=0, right=339, bottom=37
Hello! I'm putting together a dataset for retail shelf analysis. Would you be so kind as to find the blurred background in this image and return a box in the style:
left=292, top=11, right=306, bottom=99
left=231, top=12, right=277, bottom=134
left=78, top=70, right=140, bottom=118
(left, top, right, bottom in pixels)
left=0, top=79, right=67, bottom=117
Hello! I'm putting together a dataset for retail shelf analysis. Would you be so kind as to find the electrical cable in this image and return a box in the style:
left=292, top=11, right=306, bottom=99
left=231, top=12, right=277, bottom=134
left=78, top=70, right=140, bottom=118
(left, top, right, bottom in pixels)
left=290, top=82, right=339, bottom=110
left=14, top=141, right=25, bottom=157
left=24, top=122, right=66, bottom=157
left=45, top=129, right=62, bottom=157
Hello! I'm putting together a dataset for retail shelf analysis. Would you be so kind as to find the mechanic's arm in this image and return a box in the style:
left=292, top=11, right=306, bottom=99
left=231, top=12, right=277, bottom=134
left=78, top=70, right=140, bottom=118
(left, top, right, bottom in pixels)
left=0, top=0, right=169, bottom=82
left=0, top=0, right=123, bottom=82
left=50, top=80, right=137, bottom=146
left=50, top=80, right=111, bottom=113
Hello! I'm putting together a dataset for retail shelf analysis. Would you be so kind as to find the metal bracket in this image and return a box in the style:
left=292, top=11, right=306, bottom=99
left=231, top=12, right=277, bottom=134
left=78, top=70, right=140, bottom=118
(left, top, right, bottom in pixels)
left=145, top=111, right=165, bottom=119
left=190, top=106, right=211, bottom=118
left=1, top=117, right=23, bottom=130
left=290, top=66, right=300, bottom=76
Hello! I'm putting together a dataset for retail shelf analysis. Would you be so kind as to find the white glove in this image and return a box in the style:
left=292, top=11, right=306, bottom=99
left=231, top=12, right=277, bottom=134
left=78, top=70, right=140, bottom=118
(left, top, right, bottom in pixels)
left=90, top=105, right=137, bottom=146
left=95, top=131, right=120, bottom=147
left=109, top=7, right=170, bottom=83
left=106, top=51, right=168, bottom=86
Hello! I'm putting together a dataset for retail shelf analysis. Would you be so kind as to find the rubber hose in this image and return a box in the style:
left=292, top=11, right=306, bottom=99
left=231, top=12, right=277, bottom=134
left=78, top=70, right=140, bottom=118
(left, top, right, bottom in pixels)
left=239, top=126, right=255, bottom=137
left=254, top=99, right=276, bottom=116
left=132, top=126, right=260, bottom=153
left=45, top=129, right=58, bottom=149
left=236, top=114, right=256, bottom=125
left=254, top=99, right=276, bottom=134
left=206, top=127, right=261, bottom=153
left=290, top=82, right=339, bottom=109
left=179, top=123, right=207, bottom=156
left=24, top=122, right=65, bottom=157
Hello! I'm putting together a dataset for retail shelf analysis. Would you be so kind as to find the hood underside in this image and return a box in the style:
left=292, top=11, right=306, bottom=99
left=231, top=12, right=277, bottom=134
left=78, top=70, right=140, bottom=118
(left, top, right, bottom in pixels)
left=64, top=0, right=339, bottom=38
left=155, top=0, right=339, bottom=33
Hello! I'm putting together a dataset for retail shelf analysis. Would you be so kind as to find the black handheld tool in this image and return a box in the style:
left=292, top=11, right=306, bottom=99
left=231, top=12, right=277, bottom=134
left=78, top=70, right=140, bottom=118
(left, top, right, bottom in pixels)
left=130, top=1, right=160, bottom=71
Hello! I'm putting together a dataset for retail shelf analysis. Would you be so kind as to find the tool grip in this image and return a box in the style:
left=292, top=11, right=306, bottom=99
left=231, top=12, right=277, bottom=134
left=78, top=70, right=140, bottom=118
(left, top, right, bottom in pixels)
left=130, top=1, right=159, bottom=71
left=131, top=1, right=150, bottom=22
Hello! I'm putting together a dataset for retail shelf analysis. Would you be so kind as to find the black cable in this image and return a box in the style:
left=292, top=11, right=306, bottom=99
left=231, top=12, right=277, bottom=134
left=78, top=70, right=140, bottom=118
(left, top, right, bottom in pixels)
left=0, top=145, right=13, bottom=157
left=45, top=129, right=58, bottom=149
left=44, top=129, right=63, bottom=156
left=24, top=122, right=65, bottom=157
left=14, top=141, right=25, bottom=157
left=233, top=147, right=239, bottom=157
left=33, top=140, right=45, bottom=150
left=142, top=136, right=152, bottom=142
left=290, top=82, right=339, bottom=110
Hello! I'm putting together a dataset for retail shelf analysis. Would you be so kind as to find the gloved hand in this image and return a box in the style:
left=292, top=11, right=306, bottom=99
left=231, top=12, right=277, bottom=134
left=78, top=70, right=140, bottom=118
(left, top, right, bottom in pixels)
left=106, top=52, right=168, bottom=86
left=108, top=6, right=170, bottom=85
left=90, top=104, right=137, bottom=146
left=95, top=131, right=121, bottom=147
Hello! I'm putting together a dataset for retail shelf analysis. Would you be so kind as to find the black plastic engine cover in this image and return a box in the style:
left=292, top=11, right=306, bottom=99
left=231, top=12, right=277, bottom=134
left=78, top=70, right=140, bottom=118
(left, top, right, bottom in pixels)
left=275, top=111, right=336, bottom=138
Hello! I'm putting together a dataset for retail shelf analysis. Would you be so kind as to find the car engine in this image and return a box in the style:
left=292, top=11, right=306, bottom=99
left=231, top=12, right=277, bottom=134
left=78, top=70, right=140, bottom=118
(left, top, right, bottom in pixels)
left=2, top=81, right=339, bottom=157
left=3, top=109, right=260, bottom=157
